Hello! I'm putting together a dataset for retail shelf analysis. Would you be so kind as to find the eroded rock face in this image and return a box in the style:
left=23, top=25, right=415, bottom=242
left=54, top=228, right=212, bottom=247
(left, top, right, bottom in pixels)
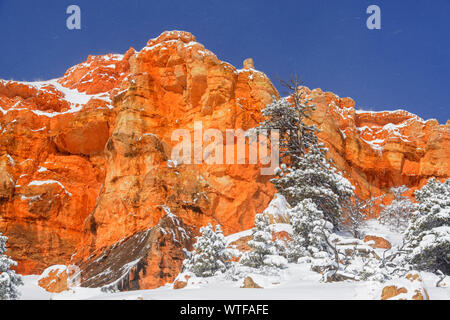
left=75, top=31, right=278, bottom=266
left=300, top=87, right=449, bottom=206
left=0, top=30, right=448, bottom=289
left=78, top=213, right=193, bottom=290
left=0, top=31, right=277, bottom=286
left=0, top=54, right=122, bottom=274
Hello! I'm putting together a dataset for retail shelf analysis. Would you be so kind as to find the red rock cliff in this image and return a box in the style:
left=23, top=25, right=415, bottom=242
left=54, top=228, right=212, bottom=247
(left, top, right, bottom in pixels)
left=0, top=31, right=448, bottom=289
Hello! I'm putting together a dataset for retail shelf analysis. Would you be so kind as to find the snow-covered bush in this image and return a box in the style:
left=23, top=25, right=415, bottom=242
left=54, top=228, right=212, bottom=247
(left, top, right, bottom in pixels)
left=287, top=199, right=332, bottom=263
left=0, top=233, right=23, bottom=300
left=240, top=214, right=287, bottom=269
left=320, top=233, right=412, bottom=283
left=414, top=178, right=450, bottom=214
left=408, top=221, right=450, bottom=275
left=286, top=199, right=411, bottom=282
left=183, top=224, right=231, bottom=277
left=403, top=179, right=450, bottom=275
left=379, top=186, right=416, bottom=231
left=263, top=255, right=288, bottom=269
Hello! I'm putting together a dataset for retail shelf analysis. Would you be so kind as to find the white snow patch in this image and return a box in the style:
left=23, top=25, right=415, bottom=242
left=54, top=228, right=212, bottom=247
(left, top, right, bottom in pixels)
left=1, top=79, right=113, bottom=117
left=263, top=194, right=290, bottom=222
left=28, top=180, right=72, bottom=196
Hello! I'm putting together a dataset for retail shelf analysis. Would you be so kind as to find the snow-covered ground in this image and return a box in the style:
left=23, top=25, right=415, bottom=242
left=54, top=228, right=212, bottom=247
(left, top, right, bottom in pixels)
left=19, top=219, right=450, bottom=300
left=18, top=265, right=373, bottom=300
left=20, top=264, right=449, bottom=300
left=361, top=219, right=404, bottom=247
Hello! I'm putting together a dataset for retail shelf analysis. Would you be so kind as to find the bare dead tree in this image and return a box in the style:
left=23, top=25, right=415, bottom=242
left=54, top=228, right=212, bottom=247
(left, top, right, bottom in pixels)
left=340, top=245, right=357, bottom=269
left=365, top=194, right=384, bottom=219
left=383, top=239, right=410, bottom=265
left=378, top=239, right=413, bottom=278
left=276, top=74, right=316, bottom=164
left=319, top=223, right=340, bottom=280
left=341, top=197, right=365, bottom=238
left=341, top=194, right=385, bottom=239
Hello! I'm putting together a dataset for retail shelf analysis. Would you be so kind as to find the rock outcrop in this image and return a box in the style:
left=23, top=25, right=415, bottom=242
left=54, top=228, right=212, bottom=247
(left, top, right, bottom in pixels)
left=241, top=276, right=263, bottom=288
left=38, top=265, right=69, bottom=293
left=381, top=273, right=429, bottom=300
left=303, top=87, right=449, bottom=205
left=364, top=235, right=392, bottom=249
left=0, top=30, right=448, bottom=290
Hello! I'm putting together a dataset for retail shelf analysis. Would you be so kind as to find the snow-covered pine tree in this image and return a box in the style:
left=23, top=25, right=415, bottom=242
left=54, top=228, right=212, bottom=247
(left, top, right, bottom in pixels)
left=379, top=186, right=416, bottom=230
left=404, top=178, right=450, bottom=275
left=240, top=214, right=287, bottom=269
left=277, top=144, right=355, bottom=227
left=287, top=199, right=334, bottom=263
left=258, top=77, right=354, bottom=226
left=414, top=178, right=450, bottom=214
left=183, top=224, right=231, bottom=277
left=0, top=233, right=23, bottom=300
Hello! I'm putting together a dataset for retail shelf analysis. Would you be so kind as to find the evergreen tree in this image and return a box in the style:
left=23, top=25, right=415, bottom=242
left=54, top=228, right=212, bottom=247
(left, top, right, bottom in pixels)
left=258, top=78, right=354, bottom=226
left=277, top=145, right=354, bottom=226
left=0, top=233, right=23, bottom=300
left=379, top=186, right=416, bottom=230
left=404, top=179, right=450, bottom=275
left=240, top=214, right=287, bottom=269
left=183, top=224, right=231, bottom=277
left=414, top=178, right=450, bottom=214
left=287, top=199, right=333, bottom=263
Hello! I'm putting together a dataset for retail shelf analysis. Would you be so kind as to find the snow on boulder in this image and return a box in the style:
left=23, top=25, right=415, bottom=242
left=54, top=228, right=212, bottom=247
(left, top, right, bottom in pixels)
left=38, top=265, right=69, bottom=293
left=173, top=275, right=190, bottom=290
left=364, top=235, right=392, bottom=249
left=381, top=273, right=429, bottom=300
left=263, top=194, right=290, bottom=224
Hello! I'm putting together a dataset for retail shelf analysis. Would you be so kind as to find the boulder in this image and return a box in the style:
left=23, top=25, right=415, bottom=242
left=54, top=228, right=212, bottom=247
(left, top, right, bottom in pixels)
left=241, top=276, right=263, bottom=288
left=381, top=273, right=429, bottom=300
left=364, top=235, right=392, bottom=249
left=381, top=285, right=408, bottom=300
left=38, top=265, right=69, bottom=293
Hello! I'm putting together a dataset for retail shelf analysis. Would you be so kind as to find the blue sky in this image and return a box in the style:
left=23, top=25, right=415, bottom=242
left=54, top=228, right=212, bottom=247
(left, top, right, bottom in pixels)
left=0, top=0, right=448, bottom=123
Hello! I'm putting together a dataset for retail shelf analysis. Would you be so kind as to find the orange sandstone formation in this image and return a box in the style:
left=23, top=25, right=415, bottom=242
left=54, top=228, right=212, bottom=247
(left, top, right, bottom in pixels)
left=38, top=265, right=69, bottom=293
left=304, top=87, right=449, bottom=203
left=0, top=31, right=448, bottom=289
